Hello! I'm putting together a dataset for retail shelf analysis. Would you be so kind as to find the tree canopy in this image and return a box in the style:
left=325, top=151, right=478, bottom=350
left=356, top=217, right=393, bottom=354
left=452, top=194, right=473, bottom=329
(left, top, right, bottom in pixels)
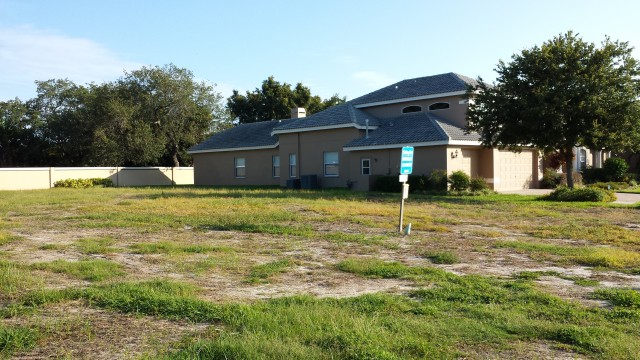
left=227, top=76, right=345, bottom=123
left=0, top=64, right=230, bottom=167
left=466, top=31, right=640, bottom=188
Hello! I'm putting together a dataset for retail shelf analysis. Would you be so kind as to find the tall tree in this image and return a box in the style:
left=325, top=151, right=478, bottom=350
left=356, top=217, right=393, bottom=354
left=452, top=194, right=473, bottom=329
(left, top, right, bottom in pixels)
left=467, top=31, right=640, bottom=188
left=0, top=99, right=43, bottom=166
left=227, top=76, right=345, bottom=123
left=28, top=79, right=96, bottom=166
left=115, top=64, right=228, bottom=166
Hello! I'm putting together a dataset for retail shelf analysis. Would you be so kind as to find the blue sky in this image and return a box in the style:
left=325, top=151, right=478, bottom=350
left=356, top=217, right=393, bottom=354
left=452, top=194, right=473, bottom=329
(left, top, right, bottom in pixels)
left=1, top=0, right=640, bottom=102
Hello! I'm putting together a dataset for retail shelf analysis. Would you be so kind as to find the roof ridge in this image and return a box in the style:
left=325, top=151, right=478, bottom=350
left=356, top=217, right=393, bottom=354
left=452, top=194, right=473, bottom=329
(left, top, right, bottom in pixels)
left=427, top=114, right=452, bottom=140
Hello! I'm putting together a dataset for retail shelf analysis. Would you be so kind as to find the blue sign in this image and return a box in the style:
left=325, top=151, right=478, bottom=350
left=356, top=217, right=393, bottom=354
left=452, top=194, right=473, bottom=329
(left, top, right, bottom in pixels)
left=400, top=146, right=414, bottom=175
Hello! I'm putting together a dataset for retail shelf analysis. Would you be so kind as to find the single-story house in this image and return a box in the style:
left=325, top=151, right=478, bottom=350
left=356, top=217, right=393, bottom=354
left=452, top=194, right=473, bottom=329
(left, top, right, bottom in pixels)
left=189, top=72, right=543, bottom=191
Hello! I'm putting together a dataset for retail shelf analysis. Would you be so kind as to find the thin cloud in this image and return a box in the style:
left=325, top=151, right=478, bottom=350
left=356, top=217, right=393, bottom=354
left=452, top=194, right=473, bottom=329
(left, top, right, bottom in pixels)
left=351, top=71, right=395, bottom=90
left=0, top=25, right=141, bottom=100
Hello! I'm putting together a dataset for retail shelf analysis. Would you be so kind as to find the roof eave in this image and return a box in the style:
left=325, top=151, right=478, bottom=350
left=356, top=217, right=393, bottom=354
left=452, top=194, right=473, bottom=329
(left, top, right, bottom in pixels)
left=353, top=90, right=467, bottom=109
left=188, top=143, right=279, bottom=154
left=343, top=139, right=482, bottom=151
left=272, top=123, right=378, bottom=135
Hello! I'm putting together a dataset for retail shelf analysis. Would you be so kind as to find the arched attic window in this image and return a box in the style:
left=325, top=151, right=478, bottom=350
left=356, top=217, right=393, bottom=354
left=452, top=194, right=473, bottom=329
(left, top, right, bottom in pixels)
left=428, top=102, right=450, bottom=111
left=401, top=105, right=422, bottom=113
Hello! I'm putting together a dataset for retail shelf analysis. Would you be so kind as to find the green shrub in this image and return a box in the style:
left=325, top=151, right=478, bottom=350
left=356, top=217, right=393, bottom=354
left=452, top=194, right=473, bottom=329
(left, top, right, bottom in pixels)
left=53, top=178, right=113, bottom=188
left=427, top=169, right=448, bottom=192
left=371, top=176, right=402, bottom=193
left=582, top=168, right=607, bottom=184
left=545, top=186, right=616, bottom=203
left=372, top=171, right=447, bottom=193
left=540, top=169, right=562, bottom=189
left=603, top=157, right=629, bottom=182
left=588, top=182, right=630, bottom=191
left=469, top=177, right=489, bottom=192
left=559, top=172, right=582, bottom=187
left=448, top=171, right=470, bottom=191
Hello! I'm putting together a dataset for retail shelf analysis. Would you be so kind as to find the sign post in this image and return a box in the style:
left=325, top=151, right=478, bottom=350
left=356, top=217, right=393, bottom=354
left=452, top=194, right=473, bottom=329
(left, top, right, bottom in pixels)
left=398, top=146, right=413, bottom=233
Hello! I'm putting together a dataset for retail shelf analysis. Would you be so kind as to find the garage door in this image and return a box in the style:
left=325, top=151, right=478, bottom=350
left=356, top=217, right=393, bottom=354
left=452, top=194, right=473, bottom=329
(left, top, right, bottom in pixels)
left=496, top=150, right=534, bottom=191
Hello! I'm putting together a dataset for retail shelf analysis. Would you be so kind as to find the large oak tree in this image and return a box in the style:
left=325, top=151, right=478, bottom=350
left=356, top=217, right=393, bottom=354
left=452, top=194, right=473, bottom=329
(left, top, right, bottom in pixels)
left=467, top=31, right=640, bottom=188
left=227, top=76, right=345, bottom=123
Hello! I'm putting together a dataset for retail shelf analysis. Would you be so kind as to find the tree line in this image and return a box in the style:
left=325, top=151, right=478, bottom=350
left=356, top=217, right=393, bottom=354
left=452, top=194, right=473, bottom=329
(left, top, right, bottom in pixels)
left=0, top=66, right=344, bottom=167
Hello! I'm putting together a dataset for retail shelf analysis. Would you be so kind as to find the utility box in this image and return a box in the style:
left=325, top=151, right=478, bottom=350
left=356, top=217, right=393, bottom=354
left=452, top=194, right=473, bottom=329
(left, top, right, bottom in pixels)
left=300, top=175, right=318, bottom=189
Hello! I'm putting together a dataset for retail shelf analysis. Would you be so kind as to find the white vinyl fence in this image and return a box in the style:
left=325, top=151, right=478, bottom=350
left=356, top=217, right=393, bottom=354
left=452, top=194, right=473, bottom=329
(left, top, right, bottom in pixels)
left=0, top=167, right=194, bottom=190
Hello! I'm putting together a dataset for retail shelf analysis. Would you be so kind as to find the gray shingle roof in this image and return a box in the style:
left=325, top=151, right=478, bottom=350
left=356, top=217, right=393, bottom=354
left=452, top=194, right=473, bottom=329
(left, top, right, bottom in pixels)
left=434, top=118, right=481, bottom=141
left=188, top=119, right=294, bottom=152
left=350, top=72, right=477, bottom=106
left=272, top=103, right=379, bottom=132
left=343, top=113, right=480, bottom=149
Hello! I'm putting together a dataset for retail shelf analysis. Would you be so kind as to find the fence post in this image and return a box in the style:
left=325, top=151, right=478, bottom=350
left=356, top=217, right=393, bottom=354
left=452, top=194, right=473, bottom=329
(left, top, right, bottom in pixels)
left=49, top=167, right=54, bottom=188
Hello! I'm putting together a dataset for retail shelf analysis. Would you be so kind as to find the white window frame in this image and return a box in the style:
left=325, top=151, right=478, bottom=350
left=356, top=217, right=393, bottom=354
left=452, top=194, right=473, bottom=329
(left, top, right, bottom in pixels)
left=323, top=151, right=339, bottom=177
left=234, top=157, right=246, bottom=178
left=361, top=158, right=371, bottom=175
left=272, top=155, right=280, bottom=178
left=289, top=153, right=297, bottom=178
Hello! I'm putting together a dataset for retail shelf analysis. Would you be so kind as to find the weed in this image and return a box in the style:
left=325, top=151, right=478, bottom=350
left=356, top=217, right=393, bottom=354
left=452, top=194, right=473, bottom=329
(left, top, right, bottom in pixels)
left=0, top=325, right=38, bottom=356
left=31, top=259, right=124, bottom=281
left=130, top=241, right=235, bottom=255
left=247, top=259, right=294, bottom=283
left=75, top=236, right=117, bottom=254
left=423, top=251, right=459, bottom=264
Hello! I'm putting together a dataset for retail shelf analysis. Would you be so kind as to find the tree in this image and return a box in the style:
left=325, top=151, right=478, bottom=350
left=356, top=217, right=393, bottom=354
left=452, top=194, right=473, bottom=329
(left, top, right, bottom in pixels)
left=0, top=99, right=43, bottom=166
left=111, top=64, right=228, bottom=167
left=28, top=79, right=96, bottom=166
left=467, top=31, right=640, bottom=188
left=227, top=76, right=345, bottom=123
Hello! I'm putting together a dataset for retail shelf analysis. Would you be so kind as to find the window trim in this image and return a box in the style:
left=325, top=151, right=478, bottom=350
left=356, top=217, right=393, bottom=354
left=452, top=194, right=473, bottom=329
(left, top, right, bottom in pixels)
left=323, top=151, right=339, bottom=177
left=361, top=158, right=371, bottom=175
left=401, top=105, right=422, bottom=114
left=289, top=153, right=297, bottom=178
left=234, top=157, right=246, bottom=178
left=428, top=102, right=450, bottom=111
left=272, top=155, right=280, bottom=178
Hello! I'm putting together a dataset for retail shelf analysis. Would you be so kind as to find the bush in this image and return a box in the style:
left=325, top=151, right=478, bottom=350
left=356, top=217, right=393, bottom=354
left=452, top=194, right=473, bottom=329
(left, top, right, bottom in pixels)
left=545, top=186, right=616, bottom=202
left=540, top=169, right=562, bottom=189
left=589, top=182, right=630, bottom=191
left=427, top=169, right=448, bottom=192
left=469, top=177, right=489, bottom=192
left=559, top=172, right=582, bottom=187
left=54, top=178, right=113, bottom=188
left=448, top=171, right=470, bottom=191
left=603, top=157, right=629, bottom=182
left=581, top=168, right=607, bottom=184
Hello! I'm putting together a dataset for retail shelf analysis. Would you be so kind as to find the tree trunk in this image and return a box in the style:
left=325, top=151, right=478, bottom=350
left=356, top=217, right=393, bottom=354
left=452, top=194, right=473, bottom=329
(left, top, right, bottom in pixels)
left=564, top=151, right=574, bottom=189
left=171, top=152, right=180, bottom=167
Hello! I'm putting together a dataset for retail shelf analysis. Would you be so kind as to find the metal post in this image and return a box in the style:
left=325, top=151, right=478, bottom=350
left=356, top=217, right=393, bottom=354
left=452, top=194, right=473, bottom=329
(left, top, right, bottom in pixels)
left=399, top=194, right=405, bottom=232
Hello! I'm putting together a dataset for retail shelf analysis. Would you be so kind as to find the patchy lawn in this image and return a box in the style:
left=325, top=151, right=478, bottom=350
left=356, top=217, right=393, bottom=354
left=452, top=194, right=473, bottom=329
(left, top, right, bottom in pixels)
left=1, top=187, right=639, bottom=359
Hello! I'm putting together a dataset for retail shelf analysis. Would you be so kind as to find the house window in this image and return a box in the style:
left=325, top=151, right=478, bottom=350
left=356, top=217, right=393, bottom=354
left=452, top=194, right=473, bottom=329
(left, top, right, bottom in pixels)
left=361, top=158, right=371, bottom=175
left=579, top=149, right=587, bottom=171
left=234, top=157, right=246, bottom=178
left=324, top=151, right=339, bottom=177
left=289, top=153, right=297, bottom=178
left=272, top=155, right=280, bottom=178
left=402, top=105, right=422, bottom=113
left=428, top=102, right=450, bottom=110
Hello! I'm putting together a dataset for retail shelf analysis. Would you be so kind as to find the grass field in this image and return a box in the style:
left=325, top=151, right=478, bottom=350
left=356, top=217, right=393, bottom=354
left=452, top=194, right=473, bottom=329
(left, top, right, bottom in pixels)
left=1, top=187, right=639, bottom=359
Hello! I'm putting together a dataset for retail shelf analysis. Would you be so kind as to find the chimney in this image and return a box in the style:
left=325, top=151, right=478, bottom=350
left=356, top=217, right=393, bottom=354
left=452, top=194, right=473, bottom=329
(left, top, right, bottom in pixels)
left=291, top=107, right=306, bottom=119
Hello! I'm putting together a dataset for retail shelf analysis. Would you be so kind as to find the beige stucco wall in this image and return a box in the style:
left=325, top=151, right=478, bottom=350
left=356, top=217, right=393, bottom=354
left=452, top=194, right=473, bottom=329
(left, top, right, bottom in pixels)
left=345, top=146, right=448, bottom=191
left=192, top=149, right=279, bottom=186
left=0, top=167, right=194, bottom=190
left=358, top=94, right=469, bottom=128
left=279, top=128, right=362, bottom=188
